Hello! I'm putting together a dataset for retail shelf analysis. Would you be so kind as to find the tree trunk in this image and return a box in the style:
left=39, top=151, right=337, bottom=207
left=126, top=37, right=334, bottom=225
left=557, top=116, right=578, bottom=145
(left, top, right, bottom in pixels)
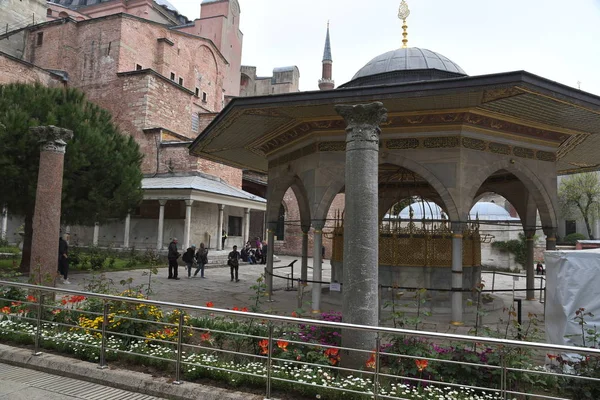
left=19, top=213, right=33, bottom=275
left=584, top=215, right=594, bottom=240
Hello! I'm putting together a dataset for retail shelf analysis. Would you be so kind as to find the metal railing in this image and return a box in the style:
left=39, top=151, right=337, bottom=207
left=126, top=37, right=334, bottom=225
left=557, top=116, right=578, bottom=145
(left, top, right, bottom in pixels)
left=0, top=279, right=598, bottom=400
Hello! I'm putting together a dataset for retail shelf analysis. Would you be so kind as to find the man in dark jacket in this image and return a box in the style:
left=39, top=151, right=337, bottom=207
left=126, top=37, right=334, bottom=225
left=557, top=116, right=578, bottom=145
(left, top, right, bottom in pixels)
left=58, top=235, right=70, bottom=284
left=167, top=238, right=180, bottom=280
left=228, top=245, right=241, bottom=282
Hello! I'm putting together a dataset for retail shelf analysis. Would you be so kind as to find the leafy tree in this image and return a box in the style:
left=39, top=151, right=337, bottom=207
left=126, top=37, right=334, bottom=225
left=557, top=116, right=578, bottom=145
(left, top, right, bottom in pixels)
left=558, top=173, right=600, bottom=239
left=0, top=83, right=143, bottom=272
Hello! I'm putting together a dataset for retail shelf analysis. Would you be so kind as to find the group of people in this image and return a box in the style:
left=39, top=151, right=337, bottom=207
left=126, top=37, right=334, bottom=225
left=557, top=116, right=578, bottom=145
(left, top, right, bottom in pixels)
left=167, top=237, right=268, bottom=282
left=240, top=239, right=268, bottom=265
left=167, top=238, right=209, bottom=280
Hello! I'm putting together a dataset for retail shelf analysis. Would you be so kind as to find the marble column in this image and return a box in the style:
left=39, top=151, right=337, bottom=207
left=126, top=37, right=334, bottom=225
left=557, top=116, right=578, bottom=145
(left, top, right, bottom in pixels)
left=243, top=208, right=251, bottom=245
left=545, top=229, right=557, bottom=251
left=217, top=204, right=224, bottom=250
left=183, top=200, right=194, bottom=249
left=301, top=227, right=309, bottom=285
left=525, top=230, right=535, bottom=300
left=92, top=222, right=100, bottom=246
left=29, top=126, right=73, bottom=285
left=265, top=224, right=276, bottom=297
left=123, top=213, right=131, bottom=249
left=451, top=225, right=464, bottom=325
left=311, top=222, right=324, bottom=313
left=157, top=200, right=167, bottom=250
left=335, top=102, right=387, bottom=367
left=1, top=206, right=7, bottom=241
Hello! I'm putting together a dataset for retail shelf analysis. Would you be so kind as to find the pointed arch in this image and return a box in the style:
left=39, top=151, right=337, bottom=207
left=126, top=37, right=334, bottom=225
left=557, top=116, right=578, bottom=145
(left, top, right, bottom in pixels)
left=466, top=159, right=557, bottom=230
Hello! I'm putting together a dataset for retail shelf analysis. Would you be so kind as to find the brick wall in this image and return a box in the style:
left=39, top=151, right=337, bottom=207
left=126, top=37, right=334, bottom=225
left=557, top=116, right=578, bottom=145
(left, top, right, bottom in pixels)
left=0, top=53, right=64, bottom=87
left=274, top=189, right=345, bottom=258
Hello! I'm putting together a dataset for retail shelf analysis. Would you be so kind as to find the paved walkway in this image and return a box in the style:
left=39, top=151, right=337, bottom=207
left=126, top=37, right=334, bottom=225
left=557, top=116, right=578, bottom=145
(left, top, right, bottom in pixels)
left=0, top=363, right=162, bottom=400
left=58, top=256, right=545, bottom=335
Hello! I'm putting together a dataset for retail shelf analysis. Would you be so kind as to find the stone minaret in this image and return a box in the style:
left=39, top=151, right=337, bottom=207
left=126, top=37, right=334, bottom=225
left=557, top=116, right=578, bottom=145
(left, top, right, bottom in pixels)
left=318, top=22, right=335, bottom=91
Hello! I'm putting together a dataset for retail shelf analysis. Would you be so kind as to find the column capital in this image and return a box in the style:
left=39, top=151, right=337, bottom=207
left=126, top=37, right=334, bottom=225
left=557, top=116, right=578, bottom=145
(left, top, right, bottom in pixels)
left=158, top=200, right=168, bottom=206
left=185, top=199, right=194, bottom=207
left=312, top=219, right=326, bottom=231
left=301, top=224, right=311, bottom=234
left=244, top=207, right=250, bottom=213
left=218, top=204, right=225, bottom=211
left=334, top=102, right=387, bottom=144
left=30, top=125, right=73, bottom=154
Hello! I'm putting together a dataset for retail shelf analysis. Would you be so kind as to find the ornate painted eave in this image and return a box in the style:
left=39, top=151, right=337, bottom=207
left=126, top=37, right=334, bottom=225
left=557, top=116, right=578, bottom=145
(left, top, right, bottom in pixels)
left=189, top=70, right=600, bottom=174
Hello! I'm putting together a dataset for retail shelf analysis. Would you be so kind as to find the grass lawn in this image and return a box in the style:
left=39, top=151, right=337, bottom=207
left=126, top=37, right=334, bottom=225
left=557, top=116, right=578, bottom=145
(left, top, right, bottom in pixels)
left=0, top=254, right=155, bottom=273
left=0, top=246, right=20, bottom=254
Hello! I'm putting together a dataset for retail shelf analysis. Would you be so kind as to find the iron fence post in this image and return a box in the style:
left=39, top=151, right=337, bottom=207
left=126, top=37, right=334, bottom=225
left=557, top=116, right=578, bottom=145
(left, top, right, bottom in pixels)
left=500, top=349, right=507, bottom=399
left=492, top=271, right=496, bottom=293
left=33, top=292, right=43, bottom=356
left=374, top=332, right=381, bottom=400
left=98, top=300, right=109, bottom=369
left=173, top=312, right=184, bottom=385
left=297, top=281, right=303, bottom=309
left=265, top=324, right=274, bottom=400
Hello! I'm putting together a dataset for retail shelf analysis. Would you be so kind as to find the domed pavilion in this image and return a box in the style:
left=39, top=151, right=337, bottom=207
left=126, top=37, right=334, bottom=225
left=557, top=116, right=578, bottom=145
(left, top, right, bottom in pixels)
left=190, top=0, right=600, bottom=363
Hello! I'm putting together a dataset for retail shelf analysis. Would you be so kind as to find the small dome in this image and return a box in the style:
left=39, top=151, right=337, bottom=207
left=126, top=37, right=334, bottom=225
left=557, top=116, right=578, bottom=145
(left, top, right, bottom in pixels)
left=342, top=47, right=467, bottom=88
left=390, top=201, right=519, bottom=221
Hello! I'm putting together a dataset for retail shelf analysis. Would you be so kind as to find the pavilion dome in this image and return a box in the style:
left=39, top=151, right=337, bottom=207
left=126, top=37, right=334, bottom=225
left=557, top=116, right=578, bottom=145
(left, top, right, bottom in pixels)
left=342, top=47, right=467, bottom=88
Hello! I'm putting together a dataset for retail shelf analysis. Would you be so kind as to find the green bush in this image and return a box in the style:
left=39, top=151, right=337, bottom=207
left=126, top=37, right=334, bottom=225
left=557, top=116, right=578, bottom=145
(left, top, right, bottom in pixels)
left=563, top=233, right=586, bottom=245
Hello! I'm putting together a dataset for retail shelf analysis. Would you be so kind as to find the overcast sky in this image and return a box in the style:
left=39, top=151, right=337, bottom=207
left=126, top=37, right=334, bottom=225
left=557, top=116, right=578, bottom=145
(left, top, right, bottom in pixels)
left=168, top=0, right=600, bottom=95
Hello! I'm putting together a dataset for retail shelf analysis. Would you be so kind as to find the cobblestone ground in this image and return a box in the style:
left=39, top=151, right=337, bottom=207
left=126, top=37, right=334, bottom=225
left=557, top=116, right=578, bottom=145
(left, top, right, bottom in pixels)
left=58, top=255, right=545, bottom=336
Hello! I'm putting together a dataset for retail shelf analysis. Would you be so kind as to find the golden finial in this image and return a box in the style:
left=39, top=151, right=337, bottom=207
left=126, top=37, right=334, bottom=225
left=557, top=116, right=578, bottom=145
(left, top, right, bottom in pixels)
left=398, top=0, right=410, bottom=48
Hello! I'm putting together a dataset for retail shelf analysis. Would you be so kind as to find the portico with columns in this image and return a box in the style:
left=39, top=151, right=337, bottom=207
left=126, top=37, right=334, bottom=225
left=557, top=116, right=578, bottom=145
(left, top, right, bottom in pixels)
left=67, top=173, right=266, bottom=252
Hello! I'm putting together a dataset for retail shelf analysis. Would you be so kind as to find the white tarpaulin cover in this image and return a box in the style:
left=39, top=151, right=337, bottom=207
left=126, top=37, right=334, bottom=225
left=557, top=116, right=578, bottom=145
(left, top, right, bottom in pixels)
left=545, top=249, right=600, bottom=346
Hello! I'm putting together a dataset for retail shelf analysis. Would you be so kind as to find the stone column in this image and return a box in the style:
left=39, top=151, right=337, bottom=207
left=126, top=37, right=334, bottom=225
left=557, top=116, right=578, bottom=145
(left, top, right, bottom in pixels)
left=183, top=200, right=194, bottom=249
left=311, top=222, right=325, bottom=313
left=243, top=208, right=251, bottom=245
left=123, top=212, right=131, bottom=249
left=525, top=230, right=536, bottom=300
left=301, top=227, right=309, bottom=285
left=157, top=200, right=167, bottom=250
left=451, top=226, right=464, bottom=325
left=92, top=222, right=100, bottom=246
left=545, top=228, right=557, bottom=251
left=217, top=204, right=224, bottom=250
left=29, top=126, right=73, bottom=285
left=335, top=102, right=387, bottom=367
left=1, top=206, right=7, bottom=241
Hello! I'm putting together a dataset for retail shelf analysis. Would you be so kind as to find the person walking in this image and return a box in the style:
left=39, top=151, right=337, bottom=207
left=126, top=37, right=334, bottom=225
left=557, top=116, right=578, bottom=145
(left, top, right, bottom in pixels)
left=221, top=229, right=228, bottom=250
left=58, top=235, right=70, bottom=284
left=194, top=243, right=208, bottom=278
left=228, top=245, right=241, bottom=282
left=261, top=240, right=268, bottom=265
left=183, top=244, right=196, bottom=278
left=167, top=238, right=180, bottom=280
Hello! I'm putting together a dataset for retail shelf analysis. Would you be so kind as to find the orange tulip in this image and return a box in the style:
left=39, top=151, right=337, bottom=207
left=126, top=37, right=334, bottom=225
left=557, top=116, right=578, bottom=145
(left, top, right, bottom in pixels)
left=201, top=332, right=211, bottom=342
left=276, top=340, right=289, bottom=351
left=415, top=359, right=428, bottom=372
left=241, top=307, right=248, bottom=312
left=365, top=353, right=376, bottom=369
left=258, top=339, right=270, bottom=354
left=26, top=295, right=37, bottom=303
left=206, top=301, right=214, bottom=307
left=0, top=306, right=10, bottom=314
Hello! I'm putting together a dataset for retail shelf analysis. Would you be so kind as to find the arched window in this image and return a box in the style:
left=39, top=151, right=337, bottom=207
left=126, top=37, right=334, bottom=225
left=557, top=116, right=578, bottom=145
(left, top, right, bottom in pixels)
left=275, top=204, right=285, bottom=240
left=47, top=9, right=52, bottom=17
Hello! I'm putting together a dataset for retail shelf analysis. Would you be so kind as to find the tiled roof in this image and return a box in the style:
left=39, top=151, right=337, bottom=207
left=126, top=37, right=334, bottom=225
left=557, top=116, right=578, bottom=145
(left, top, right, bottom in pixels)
left=143, top=174, right=266, bottom=203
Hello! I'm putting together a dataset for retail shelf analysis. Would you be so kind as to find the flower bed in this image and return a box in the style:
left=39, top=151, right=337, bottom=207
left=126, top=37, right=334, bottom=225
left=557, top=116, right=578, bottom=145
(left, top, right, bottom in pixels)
left=0, top=286, right=590, bottom=399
